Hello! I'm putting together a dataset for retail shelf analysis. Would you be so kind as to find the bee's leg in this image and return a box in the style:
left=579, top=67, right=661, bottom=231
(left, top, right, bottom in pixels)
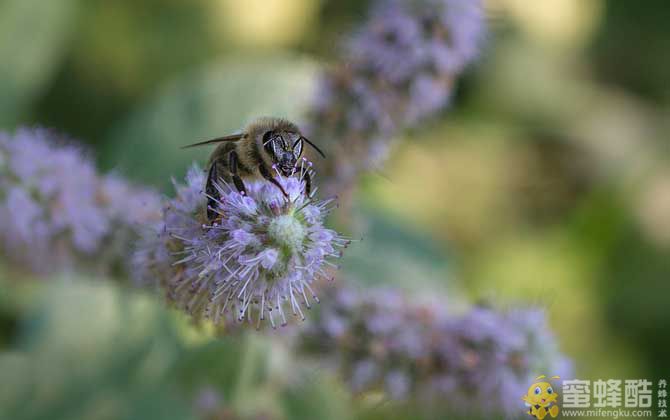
left=206, top=159, right=224, bottom=221
left=303, top=170, right=312, bottom=196
left=258, top=164, right=288, bottom=198
left=229, top=150, right=247, bottom=196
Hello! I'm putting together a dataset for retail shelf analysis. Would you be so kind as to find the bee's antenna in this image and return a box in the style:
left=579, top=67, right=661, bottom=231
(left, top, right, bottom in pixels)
left=180, top=133, right=245, bottom=149
left=299, top=136, right=326, bottom=158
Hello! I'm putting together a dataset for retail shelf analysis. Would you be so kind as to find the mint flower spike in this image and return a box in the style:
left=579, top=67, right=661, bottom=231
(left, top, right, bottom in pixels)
left=306, top=0, right=485, bottom=193
left=0, top=127, right=161, bottom=275
left=134, top=164, right=350, bottom=329
left=297, top=286, right=572, bottom=415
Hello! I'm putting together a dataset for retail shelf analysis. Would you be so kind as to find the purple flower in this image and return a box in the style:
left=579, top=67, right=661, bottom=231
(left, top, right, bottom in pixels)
left=0, top=127, right=161, bottom=275
left=99, top=173, right=163, bottom=227
left=193, top=386, right=223, bottom=415
left=133, top=164, right=350, bottom=328
left=296, top=285, right=571, bottom=416
left=385, top=370, right=411, bottom=399
left=348, top=10, right=424, bottom=84
left=306, top=0, right=485, bottom=193
left=350, top=359, right=380, bottom=392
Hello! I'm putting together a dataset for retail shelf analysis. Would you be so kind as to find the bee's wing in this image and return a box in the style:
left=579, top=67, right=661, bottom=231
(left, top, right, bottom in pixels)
left=181, top=133, right=244, bottom=149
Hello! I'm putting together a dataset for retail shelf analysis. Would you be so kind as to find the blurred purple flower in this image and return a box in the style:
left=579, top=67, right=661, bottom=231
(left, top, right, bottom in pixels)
left=133, top=164, right=349, bottom=328
left=0, top=127, right=161, bottom=274
left=297, top=285, right=571, bottom=416
left=351, top=359, right=380, bottom=392
left=386, top=370, right=411, bottom=399
left=193, top=386, right=223, bottom=415
left=306, top=0, right=485, bottom=193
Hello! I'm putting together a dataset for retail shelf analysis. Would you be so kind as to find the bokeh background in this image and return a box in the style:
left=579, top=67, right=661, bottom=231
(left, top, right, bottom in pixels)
left=1, top=0, right=669, bottom=418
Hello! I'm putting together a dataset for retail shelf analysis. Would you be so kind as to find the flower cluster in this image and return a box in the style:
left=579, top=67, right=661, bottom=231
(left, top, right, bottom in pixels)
left=306, top=0, right=485, bottom=192
left=133, top=164, right=349, bottom=328
left=0, top=127, right=161, bottom=275
left=297, top=286, right=571, bottom=416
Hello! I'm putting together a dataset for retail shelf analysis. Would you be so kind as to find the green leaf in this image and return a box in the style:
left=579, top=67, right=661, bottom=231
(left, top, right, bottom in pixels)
left=0, top=279, right=190, bottom=420
left=0, top=0, right=77, bottom=126
left=340, top=207, right=456, bottom=295
left=280, top=371, right=352, bottom=420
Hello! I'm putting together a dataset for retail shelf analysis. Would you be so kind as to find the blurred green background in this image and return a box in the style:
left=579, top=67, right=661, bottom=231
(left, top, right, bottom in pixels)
left=1, top=0, right=670, bottom=418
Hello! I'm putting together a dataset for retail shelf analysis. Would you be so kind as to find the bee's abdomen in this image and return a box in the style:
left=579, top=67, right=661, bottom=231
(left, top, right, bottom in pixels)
left=207, top=143, right=232, bottom=180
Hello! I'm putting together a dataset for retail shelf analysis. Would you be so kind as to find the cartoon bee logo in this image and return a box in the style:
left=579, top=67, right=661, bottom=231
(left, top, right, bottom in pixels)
left=522, top=375, right=560, bottom=419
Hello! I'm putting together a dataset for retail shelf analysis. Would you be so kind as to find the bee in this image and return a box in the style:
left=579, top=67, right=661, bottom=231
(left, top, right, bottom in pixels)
left=182, top=117, right=325, bottom=221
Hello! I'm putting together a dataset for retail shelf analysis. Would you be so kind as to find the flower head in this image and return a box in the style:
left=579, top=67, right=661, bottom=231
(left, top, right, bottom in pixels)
left=134, top=164, right=349, bottom=328
left=306, top=0, right=485, bottom=193
left=297, top=285, right=571, bottom=416
left=0, top=127, right=161, bottom=274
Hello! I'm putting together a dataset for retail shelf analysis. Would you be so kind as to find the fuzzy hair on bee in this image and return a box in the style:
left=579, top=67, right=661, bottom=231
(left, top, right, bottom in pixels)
left=182, top=117, right=325, bottom=221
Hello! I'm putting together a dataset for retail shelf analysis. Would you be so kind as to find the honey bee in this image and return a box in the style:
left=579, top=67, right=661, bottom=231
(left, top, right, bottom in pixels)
left=182, top=117, right=325, bottom=220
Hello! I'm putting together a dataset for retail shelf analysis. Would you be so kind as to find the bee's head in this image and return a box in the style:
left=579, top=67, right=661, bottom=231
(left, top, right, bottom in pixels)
left=263, top=130, right=303, bottom=176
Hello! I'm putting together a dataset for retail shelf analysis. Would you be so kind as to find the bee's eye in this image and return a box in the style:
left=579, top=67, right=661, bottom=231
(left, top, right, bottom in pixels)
left=535, top=387, right=541, bottom=395
left=547, top=387, right=553, bottom=394
left=263, top=131, right=281, bottom=156
left=292, top=138, right=303, bottom=158
left=271, top=137, right=283, bottom=158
